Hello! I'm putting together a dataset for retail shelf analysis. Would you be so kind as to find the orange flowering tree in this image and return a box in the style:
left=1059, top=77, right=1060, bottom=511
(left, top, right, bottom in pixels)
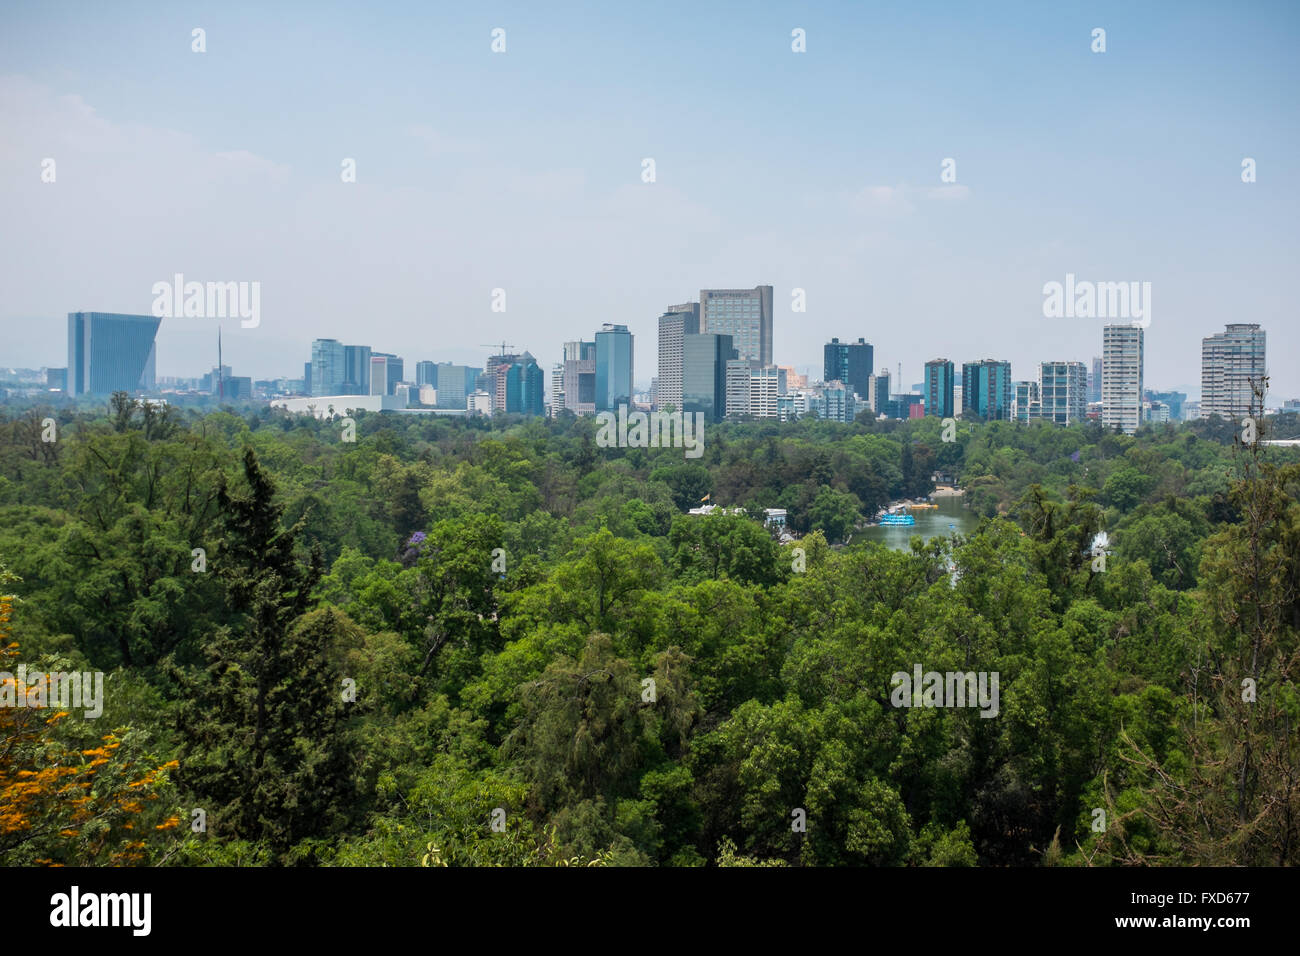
left=0, top=571, right=182, bottom=866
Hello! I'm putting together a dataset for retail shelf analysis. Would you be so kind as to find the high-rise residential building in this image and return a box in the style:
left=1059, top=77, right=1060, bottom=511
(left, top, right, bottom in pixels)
left=595, top=323, right=634, bottom=411
left=1038, top=361, right=1088, bottom=425
left=1012, top=380, right=1041, bottom=422
left=682, top=333, right=736, bottom=422
left=961, top=360, right=1013, bottom=420
left=415, top=361, right=437, bottom=388
left=924, top=359, right=955, bottom=418
left=549, top=364, right=565, bottom=417
left=824, top=338, right=873, bottom=401
left=67, top=312, right=162, bottom=395
left=310, top=338, right=346, bottom=396
left=818, top=380, right=856, bottom=423
left=700, top=286, right=773, bottom=366
left=1201, top=323, right=1266, bottom=420
left=656, top=304, right=699, bottom=411
left=1102, top=325, right=1144, bottom=435
left=1088, top=356, right=1103, bottom=404
left=561, top=340, right=596, bottom=415
left=779, top=366, right=808, bottom=391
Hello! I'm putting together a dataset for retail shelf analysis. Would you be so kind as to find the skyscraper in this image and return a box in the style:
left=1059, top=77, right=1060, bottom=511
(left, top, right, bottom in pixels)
left=310, top=338, right=346, bottom=396
left=824, top=338, right=873, bottom=400
left=924, top=359, right=955, bottom=417
left=415, top=361, right=437, bottom=388
left=682, top=333, right=736, bottom=422
left=1038, top=361, right=1088, bottom=425
left=961, top=359, right=1012, bottom=420
left=656, top=304, right=699, bottom=412
left=1201, top=323, right=1266, bottom=420
left=594, top=323, right=634, bottom=411
left=1102, top=325, right=1144, bottom=435
left=497, top=352, right=544, bottom=416
left=700, top=286, right=773, bottom=366
left=343, top=344, right=372, bottom=395
left=67, top=312, right=161, bottom=395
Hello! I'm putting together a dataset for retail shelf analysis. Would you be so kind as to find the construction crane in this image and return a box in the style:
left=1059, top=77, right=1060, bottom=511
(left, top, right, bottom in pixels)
left=479, top=341, right=516, bottom=358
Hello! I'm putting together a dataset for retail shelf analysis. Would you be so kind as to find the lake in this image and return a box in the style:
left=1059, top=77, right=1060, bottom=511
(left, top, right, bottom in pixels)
left=853, top=495, right=981, bottom=550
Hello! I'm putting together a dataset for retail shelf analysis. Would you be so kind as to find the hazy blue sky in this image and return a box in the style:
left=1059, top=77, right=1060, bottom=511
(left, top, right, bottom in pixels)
left=2, top=0, right=1297, bottom=401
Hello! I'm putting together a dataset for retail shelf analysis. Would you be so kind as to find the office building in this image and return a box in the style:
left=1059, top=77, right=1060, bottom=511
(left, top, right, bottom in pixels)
left=749, top=366, right=782, bottom=419
left=656, top=304, right=700, bottom=411
left=682, top=333, right=736, bottom=422
left=595, top=323, right=634, bottom=411
left=1038, top=361, right=1088, bottom=425
left=824, top=338, right=873, bottom=401
left=46, top=367, right=67, bottom=391
left=431, top=363, right=479, bottom=410
left=1201, top=323, right=1266, bottom=420
left=310, top=339, right=346, bottom=396
left=415, top=361, right=437, bottom=388
left=870, top=369, right=891, bottom=415
left=725, top=359, right=752, bottom=419
left=961, top=359, right=1013, bottom=421
left=1102, top=325, right=1144, bottom=435
left=561, top=340, right=596, bottom=415
left=700, top=286, right=773, bottom=366
left=67, top=312, right=161, bottom=395
left=342, top=344, right=371, bottom=395
left=498, top=352, right=544, bottom=416
left=924, top=359, right=955, bottom=418
left=1088, top=357, right=1103, bottom=404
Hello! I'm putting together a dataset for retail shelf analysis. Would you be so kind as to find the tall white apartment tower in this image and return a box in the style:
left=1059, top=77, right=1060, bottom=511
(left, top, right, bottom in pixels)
left=1201, top=323, right=1266, bottom=420
left=1101, top=325, right=1144, bottom=435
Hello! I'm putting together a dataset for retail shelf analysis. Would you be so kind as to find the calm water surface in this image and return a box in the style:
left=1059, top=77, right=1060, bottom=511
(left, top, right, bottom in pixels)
left=854, top=495, right=980, bottom=550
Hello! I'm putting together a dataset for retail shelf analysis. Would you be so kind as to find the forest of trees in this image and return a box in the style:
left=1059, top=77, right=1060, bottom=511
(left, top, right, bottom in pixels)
left=1, top=395, right=1297, bottom=866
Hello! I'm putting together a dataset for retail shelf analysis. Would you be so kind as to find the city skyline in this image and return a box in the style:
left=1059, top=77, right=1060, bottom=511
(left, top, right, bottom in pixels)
left=2, top=3, right=1297, bottom=399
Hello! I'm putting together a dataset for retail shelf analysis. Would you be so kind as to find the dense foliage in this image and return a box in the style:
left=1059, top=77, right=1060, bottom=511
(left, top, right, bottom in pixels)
left=1, top=396, right=1297, bottom=866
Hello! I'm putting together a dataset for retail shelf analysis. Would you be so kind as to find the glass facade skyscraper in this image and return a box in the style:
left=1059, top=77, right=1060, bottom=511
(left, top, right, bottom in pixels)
left=67, top=312, right=161, bottom=395
left=682, top=333, right=736, bottom=422
left=700, top=286, right=773, bottom=366
left=594, top=323, right=633, bottom=411
left=311, top=338, right=346, bottom=396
